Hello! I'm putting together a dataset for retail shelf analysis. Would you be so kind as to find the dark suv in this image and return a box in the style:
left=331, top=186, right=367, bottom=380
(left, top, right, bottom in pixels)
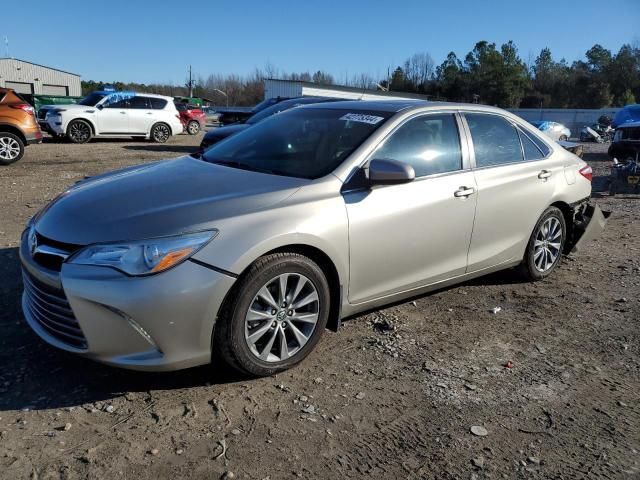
left=0, top=88, right=42, bottom=165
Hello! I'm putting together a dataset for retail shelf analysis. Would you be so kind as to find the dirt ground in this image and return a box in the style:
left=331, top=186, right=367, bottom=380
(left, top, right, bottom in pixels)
left=0, top=134, right=638, bottom=480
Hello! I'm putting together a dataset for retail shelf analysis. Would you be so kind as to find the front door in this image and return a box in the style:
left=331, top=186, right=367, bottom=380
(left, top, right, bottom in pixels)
left=344, top=112, right=477, bottom=304
left=97, top=98, right=129, bottom=134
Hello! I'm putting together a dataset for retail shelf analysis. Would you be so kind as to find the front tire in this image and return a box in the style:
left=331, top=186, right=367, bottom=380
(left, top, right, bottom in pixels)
left=150, top=123, right=171, bottom=143
left=67, top=120, right=92, bottom=144
left=0, top=132, right=25, bottom=165
left=520, top=207, right=566, bottom=281
left=214, top=253, right=330, bottom=377
left=187, top=120, right=200, bottom=135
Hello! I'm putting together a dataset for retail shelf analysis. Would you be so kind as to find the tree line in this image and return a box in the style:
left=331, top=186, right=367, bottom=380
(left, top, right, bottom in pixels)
left=81, top=40, right=640, bottom=108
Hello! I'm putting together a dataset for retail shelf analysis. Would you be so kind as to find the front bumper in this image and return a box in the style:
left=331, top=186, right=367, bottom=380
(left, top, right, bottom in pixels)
left=19, top=231, right=236, bottom=371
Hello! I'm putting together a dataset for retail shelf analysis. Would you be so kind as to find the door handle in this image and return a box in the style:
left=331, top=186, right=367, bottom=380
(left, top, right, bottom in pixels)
left=454, top=186, right=475, bottom=198
left=120, top=111, right=126, bottom=114
left=146, top=112, right=153, bottom=115
left=538, top=170, right=552, bottom=179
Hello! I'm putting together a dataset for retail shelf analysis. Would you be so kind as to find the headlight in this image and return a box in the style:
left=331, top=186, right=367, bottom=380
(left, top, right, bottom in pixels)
left=68, top=230, right=217, bottom=276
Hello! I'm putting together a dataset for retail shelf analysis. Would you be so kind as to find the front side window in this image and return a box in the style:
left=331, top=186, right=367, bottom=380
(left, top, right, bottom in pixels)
left=466, top=113, right=524, bottom=167
left=202, top=108, right=391, bottom=179
left=373, top=113, right=462, bottom=177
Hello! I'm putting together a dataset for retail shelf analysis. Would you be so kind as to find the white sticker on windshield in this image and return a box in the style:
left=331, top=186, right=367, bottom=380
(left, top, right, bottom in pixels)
left=340, top=113, right=384, bottom=125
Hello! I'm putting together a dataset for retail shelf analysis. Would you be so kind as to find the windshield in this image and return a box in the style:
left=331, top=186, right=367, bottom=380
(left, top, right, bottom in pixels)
left=78, top=92, right=107, bottom=106
left=202, top=108, right=391, bottom=179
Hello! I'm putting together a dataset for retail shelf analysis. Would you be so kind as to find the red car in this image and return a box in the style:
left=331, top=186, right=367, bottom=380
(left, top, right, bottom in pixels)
left=175, top=103, right=206, bottom=135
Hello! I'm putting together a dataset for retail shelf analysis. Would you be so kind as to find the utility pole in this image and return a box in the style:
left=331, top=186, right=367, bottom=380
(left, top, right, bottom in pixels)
left=4, top=36, right=9, bottom=58
left=187, top=65, right=195, bottom=98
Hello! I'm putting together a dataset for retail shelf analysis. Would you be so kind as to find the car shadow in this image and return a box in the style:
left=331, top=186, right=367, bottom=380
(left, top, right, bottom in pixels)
left=123, top=145, right=199, bottom=154
left=0, top=246, right=243, bottom=413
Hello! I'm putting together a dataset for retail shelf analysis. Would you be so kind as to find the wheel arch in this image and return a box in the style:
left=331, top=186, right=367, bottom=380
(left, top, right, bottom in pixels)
left=550, top=200, right=575, bottom=254
left=219, top=243, right=343, bottom=332
left=0, top=123, right=26, bottom=143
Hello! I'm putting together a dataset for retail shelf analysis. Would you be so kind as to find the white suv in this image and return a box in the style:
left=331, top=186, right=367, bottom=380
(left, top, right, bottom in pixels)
left=41, top=91, right=184, bottom=143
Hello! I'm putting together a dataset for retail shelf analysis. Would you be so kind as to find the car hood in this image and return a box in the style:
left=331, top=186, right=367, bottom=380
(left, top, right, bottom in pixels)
left=34, top=156, right=306, bottom=245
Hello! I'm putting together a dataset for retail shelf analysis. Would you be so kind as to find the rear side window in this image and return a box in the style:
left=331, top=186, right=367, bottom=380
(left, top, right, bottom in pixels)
left=374, top=113, right=462, bottom=177
left=129, top=96, right=151, bottom=109
left=518, top=128, right=545, bottom=160
left=149, top=98, right=168, bottom=109
left=466, top=113, right=524, bottom=167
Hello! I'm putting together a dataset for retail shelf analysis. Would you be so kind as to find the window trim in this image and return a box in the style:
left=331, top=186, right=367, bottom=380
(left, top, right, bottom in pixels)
left=363, top=110, right=470, bottom=180
left=460, top=111, right=553, bottom=171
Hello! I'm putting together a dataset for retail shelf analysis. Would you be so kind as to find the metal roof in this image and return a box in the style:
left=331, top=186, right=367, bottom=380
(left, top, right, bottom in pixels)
left=265, top=78, right=431, bottom=100
left=0, top=58, right=80, bottom=77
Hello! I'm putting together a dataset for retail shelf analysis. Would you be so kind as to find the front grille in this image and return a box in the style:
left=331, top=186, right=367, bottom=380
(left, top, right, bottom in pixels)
left=32, top=232, right=82, bottom=272
left=22, top=269, right=87, bottom=349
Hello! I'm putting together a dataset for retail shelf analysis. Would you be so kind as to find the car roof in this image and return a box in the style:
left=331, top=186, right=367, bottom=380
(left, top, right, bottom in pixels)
left=300, top=99, right=511, bottom=114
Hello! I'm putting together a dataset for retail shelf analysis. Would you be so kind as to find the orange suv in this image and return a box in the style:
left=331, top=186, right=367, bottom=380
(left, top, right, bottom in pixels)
left=0, top=87, right=42, bottom=165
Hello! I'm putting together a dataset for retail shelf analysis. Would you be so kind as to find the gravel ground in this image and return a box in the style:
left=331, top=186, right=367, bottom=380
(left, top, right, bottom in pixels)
left=0, top=136, right=638, bottom=479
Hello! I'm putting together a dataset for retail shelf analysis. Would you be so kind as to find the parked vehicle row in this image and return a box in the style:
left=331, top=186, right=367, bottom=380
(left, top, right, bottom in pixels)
left=21, top=100, right=607, bottom=375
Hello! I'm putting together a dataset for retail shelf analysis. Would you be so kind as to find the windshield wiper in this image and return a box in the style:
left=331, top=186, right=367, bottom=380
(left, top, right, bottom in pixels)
left=211, top=160, right=277, bottom=175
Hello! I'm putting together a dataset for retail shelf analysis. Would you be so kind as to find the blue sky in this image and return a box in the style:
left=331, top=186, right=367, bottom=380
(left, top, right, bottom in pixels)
left=5, top=0, right=639, bottom=85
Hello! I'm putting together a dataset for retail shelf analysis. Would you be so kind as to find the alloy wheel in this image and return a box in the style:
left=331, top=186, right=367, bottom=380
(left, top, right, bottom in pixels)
left=69, top=122, right=90, bottom=142
left=188, top=121, right=200, bottom=134
left=153, top=124, right=170, bottom=142
left=0, top=136, right=20, bottom=160
left=533, top=217, right=562, bottom=272
left=244, top=273, right=320, bottom=363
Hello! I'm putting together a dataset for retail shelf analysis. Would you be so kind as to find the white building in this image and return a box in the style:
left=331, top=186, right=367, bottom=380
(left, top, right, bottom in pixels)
left=0, top=58, right=81, bottom=96
left=264, top=78, right=430, bottom=102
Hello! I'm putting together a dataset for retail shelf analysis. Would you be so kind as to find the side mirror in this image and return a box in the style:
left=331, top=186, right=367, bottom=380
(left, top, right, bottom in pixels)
left=367, top=158, right=415, bottom=185
left=96, top=104, right=104, bottom=110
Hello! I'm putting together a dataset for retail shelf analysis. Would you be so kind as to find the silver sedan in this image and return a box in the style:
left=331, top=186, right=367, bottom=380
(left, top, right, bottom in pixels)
left=21, top=101, right=606, bottom=376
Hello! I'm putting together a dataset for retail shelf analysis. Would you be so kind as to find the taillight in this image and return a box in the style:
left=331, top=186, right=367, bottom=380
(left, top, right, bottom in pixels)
left=579, top=165, right=593, bottom=182
left=10, top=103, right=34, bottom=114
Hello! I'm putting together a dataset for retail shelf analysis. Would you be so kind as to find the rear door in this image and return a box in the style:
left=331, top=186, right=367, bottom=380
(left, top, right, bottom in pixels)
left=127, top=96, right=155, bottom=134
left=97, top=98, right=129, bottom=134
left=463, top=112, right=562, bottom=272
left=344, top=112, right=477, bottom=303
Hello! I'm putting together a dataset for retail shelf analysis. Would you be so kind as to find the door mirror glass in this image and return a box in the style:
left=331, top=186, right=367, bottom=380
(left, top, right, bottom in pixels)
left=368, top=158, right=415, bottom=185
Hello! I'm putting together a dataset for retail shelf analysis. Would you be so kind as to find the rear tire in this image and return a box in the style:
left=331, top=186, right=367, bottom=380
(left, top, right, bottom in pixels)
left=213, top=253, right=330, bottom=377
left=187, top=120, right=200, bottom=135
left=150, top=123, right=171, bottom=143
left=67, top=120, right=92, bottom=144
left=519, top=206, right=566, bottom=281
left=0, top=132, right=25, bottom=165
